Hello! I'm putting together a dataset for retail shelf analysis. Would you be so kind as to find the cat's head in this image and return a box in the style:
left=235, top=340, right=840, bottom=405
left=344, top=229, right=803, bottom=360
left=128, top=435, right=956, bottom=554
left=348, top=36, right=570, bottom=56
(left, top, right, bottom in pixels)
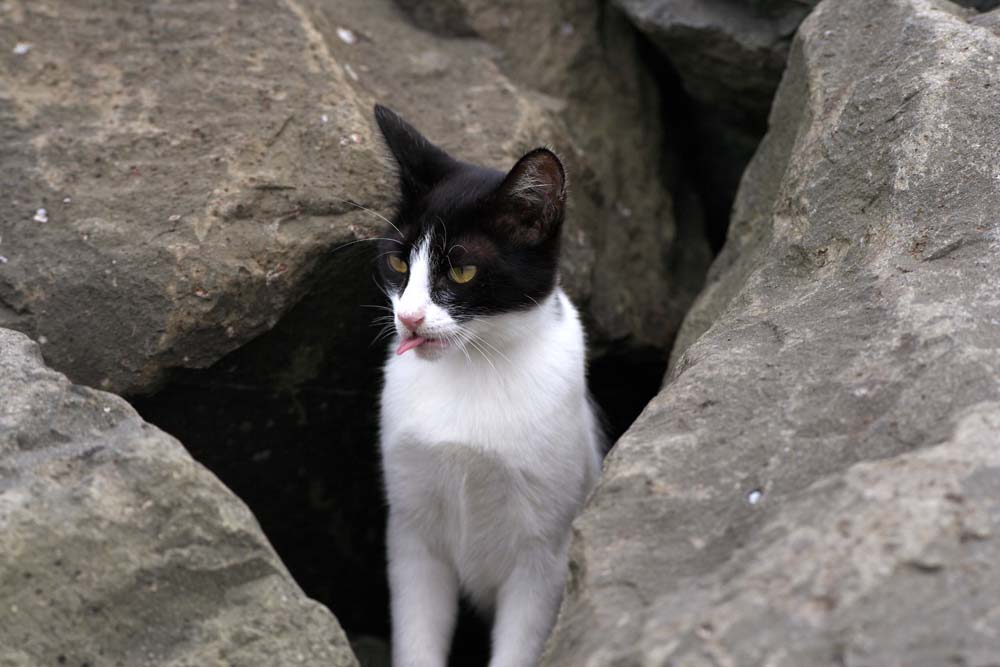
left=373, top=103, right=567, bottom=361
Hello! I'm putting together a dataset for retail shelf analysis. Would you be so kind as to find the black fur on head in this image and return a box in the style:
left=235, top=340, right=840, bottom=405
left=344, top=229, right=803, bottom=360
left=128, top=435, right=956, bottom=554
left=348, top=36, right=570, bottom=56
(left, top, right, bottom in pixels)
left=373, top=103, right=567, bottom=320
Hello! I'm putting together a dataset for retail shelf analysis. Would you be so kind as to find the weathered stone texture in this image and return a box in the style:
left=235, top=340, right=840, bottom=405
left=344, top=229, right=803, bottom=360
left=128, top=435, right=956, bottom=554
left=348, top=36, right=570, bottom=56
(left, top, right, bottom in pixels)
left=0, top=328, right=358, bottom=666
left=546, top=1, right=1000, bottom=664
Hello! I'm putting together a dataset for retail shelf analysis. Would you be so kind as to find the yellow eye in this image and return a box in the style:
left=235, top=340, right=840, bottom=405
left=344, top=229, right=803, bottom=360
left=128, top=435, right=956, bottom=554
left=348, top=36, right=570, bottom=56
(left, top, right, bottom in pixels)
left=388, top=254, right=408, bottom=273
left=448, top=265, right=477, bottom=284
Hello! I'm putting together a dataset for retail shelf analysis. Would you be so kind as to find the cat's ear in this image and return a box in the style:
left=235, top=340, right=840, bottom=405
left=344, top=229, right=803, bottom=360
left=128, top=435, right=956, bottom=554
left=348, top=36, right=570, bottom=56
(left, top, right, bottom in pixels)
left=374, top=103, right=456, bottom=203
left=493, top=148, right=567, bottom=244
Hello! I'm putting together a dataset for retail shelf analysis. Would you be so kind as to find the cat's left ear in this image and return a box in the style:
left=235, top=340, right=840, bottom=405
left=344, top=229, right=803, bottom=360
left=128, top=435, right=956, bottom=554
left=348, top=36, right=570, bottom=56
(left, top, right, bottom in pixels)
left=493, top=148, right=567, bottom=244
left=374, top=103, right=456, bottom=203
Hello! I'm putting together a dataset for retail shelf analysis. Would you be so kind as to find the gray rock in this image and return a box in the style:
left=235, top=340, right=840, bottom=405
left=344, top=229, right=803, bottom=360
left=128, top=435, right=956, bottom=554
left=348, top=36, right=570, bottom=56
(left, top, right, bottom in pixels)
left=546, top=0, right=1000, bottom=664
left=0, top=0, right=387, bottom=394
left=0, top=327, right=358, bottom=666
left=0, top=0, right=697, bottom=397
left=969, top=5, right=1000, bottom=33
left=612, top=0, right=820, bottom=248
left=613, top=0, right=818, bottom=119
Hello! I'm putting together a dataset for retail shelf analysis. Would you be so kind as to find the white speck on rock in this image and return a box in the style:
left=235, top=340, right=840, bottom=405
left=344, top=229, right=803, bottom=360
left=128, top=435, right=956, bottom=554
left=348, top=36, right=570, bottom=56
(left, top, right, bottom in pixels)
left=37, top=335, right=47, bottom=345
left=320, top=114, right=329, bottom=123
left=336, top=27, right=356, bottom=44
left=344, top=63, right=359, bottom=81
left=12, top=42, right=31, bottom=55
left=33, top=208, right=48, bottom=223
left=168, top=214, right=181, bottom=222
left=747, top=490, right=763, bottom=505
left=0, top=256, right=7, bottom=264
left=63, top=197, right=71, bottom=203
left=103, top=407, right=112, bottom=414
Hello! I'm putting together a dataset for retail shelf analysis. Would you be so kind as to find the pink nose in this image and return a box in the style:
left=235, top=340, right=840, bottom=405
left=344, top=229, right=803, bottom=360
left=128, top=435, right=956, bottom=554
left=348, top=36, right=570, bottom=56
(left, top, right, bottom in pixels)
left=398, top=312, right=425, bottom=332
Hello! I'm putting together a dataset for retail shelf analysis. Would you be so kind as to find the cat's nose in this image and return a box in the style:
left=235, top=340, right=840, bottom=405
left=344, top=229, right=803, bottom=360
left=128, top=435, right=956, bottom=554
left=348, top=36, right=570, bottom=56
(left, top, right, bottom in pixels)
left=398, top=311, right=425, bottom=332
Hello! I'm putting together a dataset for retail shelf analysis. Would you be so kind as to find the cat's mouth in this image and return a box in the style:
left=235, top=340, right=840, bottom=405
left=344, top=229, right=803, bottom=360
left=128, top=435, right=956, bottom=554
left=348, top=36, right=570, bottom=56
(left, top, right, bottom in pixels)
left=396, top=335, right=448, bottom=356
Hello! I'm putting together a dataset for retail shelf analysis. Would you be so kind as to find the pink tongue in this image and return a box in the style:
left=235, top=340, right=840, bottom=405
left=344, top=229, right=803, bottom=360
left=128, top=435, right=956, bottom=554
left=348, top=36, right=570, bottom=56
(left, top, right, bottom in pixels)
left=396, top=336, right=427, bottom=356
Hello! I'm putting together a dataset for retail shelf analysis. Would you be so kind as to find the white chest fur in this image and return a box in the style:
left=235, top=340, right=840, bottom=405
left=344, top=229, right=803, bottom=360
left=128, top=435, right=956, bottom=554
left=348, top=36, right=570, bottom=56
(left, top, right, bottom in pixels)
left=379, top=289, right=602, bottom=667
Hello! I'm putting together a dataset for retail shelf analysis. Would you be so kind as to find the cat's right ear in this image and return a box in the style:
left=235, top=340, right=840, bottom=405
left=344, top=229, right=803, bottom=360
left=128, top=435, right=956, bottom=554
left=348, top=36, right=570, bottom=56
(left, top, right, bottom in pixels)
left=374, top=104, right=455, bottom=203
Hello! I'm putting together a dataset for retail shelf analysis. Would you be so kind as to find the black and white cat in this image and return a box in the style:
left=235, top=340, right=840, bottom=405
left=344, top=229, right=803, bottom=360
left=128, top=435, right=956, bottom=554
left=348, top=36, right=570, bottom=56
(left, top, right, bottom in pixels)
left=373, top=104, right=603, bottom=667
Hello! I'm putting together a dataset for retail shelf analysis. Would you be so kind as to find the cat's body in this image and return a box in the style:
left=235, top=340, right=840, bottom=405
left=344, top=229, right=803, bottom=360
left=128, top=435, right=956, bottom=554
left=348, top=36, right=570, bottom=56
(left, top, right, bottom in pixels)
left=373, top=104, right=603, bottom=667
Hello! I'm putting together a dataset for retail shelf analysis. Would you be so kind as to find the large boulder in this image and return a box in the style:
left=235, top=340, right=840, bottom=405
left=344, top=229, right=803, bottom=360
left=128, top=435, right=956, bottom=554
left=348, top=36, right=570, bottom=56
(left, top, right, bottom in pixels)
left=0, top=328, right=357, bottom=666
left=546, top=0, right=1000, bottom=664
left=0, top=0, right=698, bottom=398
left=0, top=0, right=387, bottom=395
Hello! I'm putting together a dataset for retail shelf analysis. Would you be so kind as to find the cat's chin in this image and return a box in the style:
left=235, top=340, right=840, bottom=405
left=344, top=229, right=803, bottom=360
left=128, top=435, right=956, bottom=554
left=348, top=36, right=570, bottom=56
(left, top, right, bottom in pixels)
left=413, top=340, right=450, bottom=360
left=396, top=334, right=451, bottom=360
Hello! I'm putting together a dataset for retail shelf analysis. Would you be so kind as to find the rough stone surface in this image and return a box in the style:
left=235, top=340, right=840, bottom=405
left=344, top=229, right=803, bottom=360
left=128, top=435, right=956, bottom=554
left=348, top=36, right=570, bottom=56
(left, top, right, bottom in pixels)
left=612, top=0, right=820, bottom=245
left=613, top=0, right=818, bottom=119
left=0, top=328, right=358, bottom=666
left=0, top=0, right=386, bottom=394
left=546, top=1, right=1000, bottom=664
left=969, top=5, right=1000, bottom=32
left=0, top=0, right=698, bottom=397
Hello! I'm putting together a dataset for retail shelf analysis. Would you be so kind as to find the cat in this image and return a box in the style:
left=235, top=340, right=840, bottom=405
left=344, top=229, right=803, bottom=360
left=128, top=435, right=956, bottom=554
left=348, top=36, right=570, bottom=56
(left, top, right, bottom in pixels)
left=373, top=103, right=603, bottom=667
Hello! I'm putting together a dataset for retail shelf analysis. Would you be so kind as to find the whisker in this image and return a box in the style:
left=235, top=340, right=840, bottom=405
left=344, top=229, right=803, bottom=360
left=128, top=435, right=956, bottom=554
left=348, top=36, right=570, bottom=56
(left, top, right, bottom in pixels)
left=330, top=237, right=402, bottom=255
left=454, top=323, right=513, bottom=368
left=371, top=274, right=394, bottom=302
left=329, top=196, right=405, bottom=240
left=471, top=334, right=512, bottom=365
left=461, top=331, right=500, bottom=379
left=437, top=216, right=449, bottom=256
left=370, top=324, right=398, bottom=347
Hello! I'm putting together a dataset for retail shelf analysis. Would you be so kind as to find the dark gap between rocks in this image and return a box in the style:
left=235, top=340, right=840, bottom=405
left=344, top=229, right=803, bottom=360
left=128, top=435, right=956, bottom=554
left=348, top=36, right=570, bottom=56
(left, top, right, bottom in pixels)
left=634, top=26, right=767, bottom=254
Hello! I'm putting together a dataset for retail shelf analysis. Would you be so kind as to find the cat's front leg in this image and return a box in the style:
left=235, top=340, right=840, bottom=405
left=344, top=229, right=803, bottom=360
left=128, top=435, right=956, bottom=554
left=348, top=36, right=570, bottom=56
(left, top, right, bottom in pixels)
left=388, top=513, right=459, bottom=667
left=489, top=547, right=567, bottom=667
